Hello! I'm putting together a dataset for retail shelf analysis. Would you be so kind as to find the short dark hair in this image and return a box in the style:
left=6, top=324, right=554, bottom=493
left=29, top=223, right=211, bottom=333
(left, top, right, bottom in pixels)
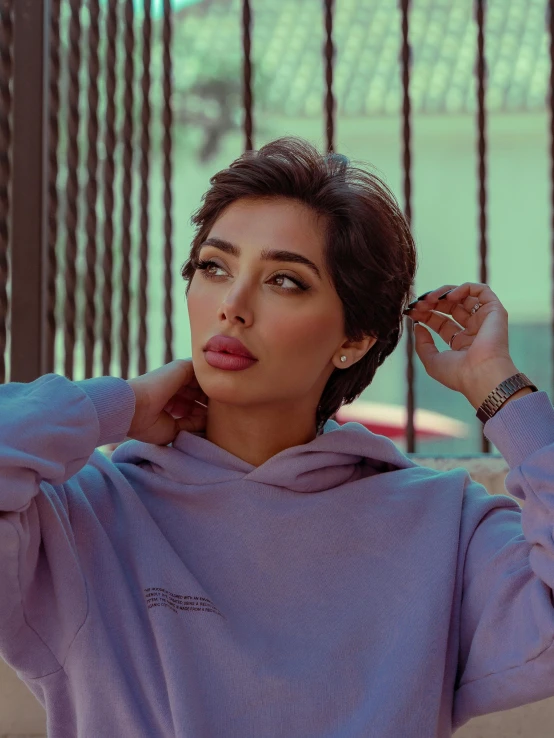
left=180, top=136, right=417, bottom=434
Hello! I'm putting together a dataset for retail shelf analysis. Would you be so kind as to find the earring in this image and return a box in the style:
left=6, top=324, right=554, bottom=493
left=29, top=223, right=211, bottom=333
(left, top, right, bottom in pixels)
left=340, top=355, right=347, bottom=363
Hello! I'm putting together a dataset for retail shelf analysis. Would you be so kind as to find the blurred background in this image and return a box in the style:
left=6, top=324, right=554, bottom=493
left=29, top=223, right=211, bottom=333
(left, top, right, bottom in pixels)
left=2, top=0, right=552, bottom=455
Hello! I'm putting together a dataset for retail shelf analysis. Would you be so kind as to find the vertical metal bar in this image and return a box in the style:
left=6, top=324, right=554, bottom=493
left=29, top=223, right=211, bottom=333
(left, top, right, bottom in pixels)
left=0, top=0, right=13, bottom=385
left=11, top=0, right=46, bottom=383
left=323, top=0, right=335, bottom=153
left=45, top=0, right=61, bottom=377
left=40, top=0, right=52, bottom=380
left=475, top=0, right=490, bottom=453
left=162, top=0, right=173, bottom=366
left=549, top=0, right=554, bottom=404
left=120, top=0, right=134, bottom=380
left=84, top=0, right=100, bottom=379
left=101, top=0, right=117, bottom=377
left=138, top=0, right=151, bottom=376
left=62, top=0, right=82, bottom=381
left=242, top=0, right=253, bottom=152
left=400, top=0, right=416, bottom=453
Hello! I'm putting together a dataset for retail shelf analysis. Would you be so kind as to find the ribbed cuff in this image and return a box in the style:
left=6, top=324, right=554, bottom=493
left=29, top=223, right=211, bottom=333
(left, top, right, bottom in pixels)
left=74, top=376, right=136, bottom=447
left=483, top=390, right=554, bottom=469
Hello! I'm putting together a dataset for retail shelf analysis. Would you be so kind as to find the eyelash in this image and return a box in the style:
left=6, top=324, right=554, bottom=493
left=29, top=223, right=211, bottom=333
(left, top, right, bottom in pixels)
left=192, top=258, right=310, bottom=293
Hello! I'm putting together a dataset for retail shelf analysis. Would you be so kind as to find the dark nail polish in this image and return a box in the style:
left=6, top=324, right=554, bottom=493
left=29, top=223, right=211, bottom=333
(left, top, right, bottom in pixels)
left=416, top=290, right=433, bottom=301
left=403, top=308, right=413, bottom=315
left=438, top=289, right=455, bottom=300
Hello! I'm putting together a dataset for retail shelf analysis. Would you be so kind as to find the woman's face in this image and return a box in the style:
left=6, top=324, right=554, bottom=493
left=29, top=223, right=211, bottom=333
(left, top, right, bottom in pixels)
left=186, top=197, right=368, bottom=422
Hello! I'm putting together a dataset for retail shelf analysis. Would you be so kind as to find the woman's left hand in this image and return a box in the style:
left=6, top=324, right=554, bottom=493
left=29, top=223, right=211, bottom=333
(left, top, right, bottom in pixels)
left=403, top=282, right=522, bottom=409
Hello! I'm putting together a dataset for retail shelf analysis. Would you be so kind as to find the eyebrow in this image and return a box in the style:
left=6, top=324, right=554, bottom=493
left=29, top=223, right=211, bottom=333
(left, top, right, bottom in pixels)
left=198, top=237, right=322, bottom=281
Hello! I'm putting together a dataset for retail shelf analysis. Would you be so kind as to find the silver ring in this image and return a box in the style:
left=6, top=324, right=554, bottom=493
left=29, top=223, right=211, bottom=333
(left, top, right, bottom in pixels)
left=449, top=330, right=463, bottom=349
left=470, top=301, right=482, bottom=316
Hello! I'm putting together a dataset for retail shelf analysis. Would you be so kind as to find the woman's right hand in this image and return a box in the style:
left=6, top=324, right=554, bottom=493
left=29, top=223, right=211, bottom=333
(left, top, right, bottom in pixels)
left=127, top=359, right=209, bottom=446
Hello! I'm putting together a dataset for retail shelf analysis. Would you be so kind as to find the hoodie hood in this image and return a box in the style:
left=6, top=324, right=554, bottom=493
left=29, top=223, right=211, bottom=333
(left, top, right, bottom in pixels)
left=111, top=418, right=419, bottom=493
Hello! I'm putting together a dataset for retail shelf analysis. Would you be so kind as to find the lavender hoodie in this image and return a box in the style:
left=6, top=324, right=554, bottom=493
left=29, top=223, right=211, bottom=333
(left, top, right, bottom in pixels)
left=1, top=372, right=554, bottom=737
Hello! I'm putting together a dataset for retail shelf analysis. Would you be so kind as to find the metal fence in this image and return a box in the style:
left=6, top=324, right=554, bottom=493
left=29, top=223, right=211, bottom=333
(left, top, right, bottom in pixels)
left=0, top=0, right=551, bottom=453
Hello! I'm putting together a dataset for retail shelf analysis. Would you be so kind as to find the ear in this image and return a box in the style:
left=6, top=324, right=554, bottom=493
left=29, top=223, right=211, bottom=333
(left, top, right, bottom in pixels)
left=338, top=333, right=377, bottom=366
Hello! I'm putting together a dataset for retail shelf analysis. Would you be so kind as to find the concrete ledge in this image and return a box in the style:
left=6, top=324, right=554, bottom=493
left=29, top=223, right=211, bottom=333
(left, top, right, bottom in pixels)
left=1, top=455, right=552, bottom=737
left=408, top=454, right=512, bottom=499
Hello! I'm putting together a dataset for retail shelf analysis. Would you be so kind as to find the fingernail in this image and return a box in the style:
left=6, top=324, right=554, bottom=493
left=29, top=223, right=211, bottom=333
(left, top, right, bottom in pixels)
left=416, top=290, right=433, bottom=301
left=438, top=289, right=455, bottom=300
left=403, top=308, right=413, bottom=315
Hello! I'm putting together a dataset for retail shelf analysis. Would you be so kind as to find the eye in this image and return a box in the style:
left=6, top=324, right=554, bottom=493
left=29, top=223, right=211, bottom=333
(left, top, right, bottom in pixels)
left=193, top=258, right=310, bottom=293
left=195, top=259, right=225, bottom=277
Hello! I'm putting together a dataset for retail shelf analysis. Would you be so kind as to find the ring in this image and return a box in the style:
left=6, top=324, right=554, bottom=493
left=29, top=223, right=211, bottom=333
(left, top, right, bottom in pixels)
left=470, top=301, right=482, bottom=316
left=449, top=330, right=463, bottom=349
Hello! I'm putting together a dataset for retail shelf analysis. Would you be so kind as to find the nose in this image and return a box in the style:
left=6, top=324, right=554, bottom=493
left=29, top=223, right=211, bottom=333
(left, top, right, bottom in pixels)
left=218, top=283, right=254, bottom=326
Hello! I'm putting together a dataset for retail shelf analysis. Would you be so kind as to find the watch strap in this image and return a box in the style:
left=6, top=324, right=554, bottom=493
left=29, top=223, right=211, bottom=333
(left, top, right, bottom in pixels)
left=476, top=372, right=538, bottom=424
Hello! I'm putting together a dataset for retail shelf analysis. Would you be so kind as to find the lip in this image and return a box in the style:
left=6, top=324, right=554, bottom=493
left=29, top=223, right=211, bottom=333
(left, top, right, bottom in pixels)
left=204, top=351, right=257, bottom=371
left=203, top=334, right=257, bottom=360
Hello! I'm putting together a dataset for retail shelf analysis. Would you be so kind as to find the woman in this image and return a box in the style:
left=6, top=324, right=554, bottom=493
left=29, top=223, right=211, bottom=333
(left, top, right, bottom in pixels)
left=0, top=136, right=549, bottom=738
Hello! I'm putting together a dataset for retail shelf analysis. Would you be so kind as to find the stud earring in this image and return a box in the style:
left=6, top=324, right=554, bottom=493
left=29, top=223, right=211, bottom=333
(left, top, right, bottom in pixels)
left=340, top=355, right=347, bottom=363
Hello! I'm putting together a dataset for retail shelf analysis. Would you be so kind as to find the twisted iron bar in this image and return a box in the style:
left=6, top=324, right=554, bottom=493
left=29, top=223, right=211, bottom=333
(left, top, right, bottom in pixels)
left=324, top=0, right=335, bottom=153
left=138, top=0, right=151, bottom=375
left=242, top=0, right=253, bottom=152
left=46, top=0, right=61, bottom=377
left=101, top=0, right=117, bottom=376
left=84, top=0, right=100, bottom=379
left=162, top=0, right=173, bottom=366
left=475, top=0, right=488, bottom=288
left=475, top=0, right=490, bottom=453
left=120, top=0, right=134, bottom=380
left=0, top=0, right=12, bottom=385
left=63, top=0, right=82, bottom=381
left=547, top=0, right=554, bottom=397
left=400, top=0, right=416, bottom=453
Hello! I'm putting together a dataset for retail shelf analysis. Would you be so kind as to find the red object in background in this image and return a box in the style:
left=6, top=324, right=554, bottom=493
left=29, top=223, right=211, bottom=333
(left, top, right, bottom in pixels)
left=334, top=400, right=469, bottom=440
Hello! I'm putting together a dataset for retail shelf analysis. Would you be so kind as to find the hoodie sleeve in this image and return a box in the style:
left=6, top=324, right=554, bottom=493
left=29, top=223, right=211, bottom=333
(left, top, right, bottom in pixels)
left=0, top=373, right=135, bottom=678
left=452, top=389, right=554, bottom=730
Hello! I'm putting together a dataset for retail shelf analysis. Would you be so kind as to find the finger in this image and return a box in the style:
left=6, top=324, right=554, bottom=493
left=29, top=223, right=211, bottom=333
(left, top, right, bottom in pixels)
left=413, top=322, right=442, bottom=368
left=175, top=385, right=208, bottom=401
left=187, top=374, right=201, bottom=390
left=178, top=412, right=207, bottom=434
left=420, top=283, right=499, bottom=340
left=406, top=283, right=492, bottom=328
left=408, top=299, right=477, bottom=329
left=185, top=379, right=207, bottom=402
left=411, top=285, right=458, bottom=304
left=412, top=310, right=471, bottom=349
left=405, top=285, right=461, bottom=319
left=148, top=360, right=197, bottom=402
left=166, top=396, right=208, bottom=418
left=175, top=358, right=203, bottom=390
left=417, top=282, right=498, bottom=308
left=408, top=302, right=480, bottom=336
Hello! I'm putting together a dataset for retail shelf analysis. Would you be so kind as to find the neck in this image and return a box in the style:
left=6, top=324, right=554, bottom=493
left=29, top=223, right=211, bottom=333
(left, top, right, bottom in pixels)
left=203, top=402, right=319, bottom=467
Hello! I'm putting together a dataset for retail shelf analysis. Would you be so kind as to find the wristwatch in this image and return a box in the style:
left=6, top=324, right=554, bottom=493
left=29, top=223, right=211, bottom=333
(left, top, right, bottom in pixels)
left=476, top=372, right=538, bottom=424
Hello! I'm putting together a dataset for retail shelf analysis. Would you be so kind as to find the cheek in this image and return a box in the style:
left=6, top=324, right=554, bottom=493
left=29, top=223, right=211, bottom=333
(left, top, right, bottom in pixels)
left=270, top=312, right=337, bottom=357
left=186, top=287, right=211, bottom=326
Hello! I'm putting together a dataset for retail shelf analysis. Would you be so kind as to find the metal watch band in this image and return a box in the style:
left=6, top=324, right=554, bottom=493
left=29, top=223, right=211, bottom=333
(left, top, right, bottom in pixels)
left=476, top=372, right=538, bottom=424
